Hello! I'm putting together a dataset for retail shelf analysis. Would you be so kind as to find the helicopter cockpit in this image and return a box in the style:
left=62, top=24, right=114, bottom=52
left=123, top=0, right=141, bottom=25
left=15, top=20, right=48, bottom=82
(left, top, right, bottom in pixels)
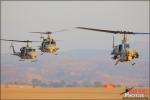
left=118, top=44, right=123, bottom=52
left=51, top=39, right=56, bottom=45
left=124, top=43, right=130, bottom=49
left=20, top=47, right=36, bottom=54
left=20, top=47, right=26, bottom=54
left=27, top=48, right=36, bottom=52
left=42, top=39, right=56, bottom=46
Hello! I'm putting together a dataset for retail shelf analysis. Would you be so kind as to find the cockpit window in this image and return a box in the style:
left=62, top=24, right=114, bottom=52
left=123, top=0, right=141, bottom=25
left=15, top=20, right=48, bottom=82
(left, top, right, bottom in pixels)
left=20, top=47, right=26, bottom=51
left=44, top=41, right=49, bottom=45
left=126, top=44, right=130, bottom=48
left=27, top=49, right=32, bottom=52
left=51, top=39, right=56, bottom=44
left=119, top=44, right=122, bottom=51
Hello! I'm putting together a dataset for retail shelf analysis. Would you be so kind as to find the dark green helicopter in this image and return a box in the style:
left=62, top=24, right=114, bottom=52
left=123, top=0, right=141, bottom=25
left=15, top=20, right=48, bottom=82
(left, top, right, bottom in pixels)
left=1, top=39, right=40, bottom=61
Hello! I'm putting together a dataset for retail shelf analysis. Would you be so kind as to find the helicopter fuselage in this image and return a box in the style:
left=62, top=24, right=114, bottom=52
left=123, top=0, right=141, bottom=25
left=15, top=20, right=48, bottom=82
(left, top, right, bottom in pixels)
left=39, top=38, right=59, bottom=54
left=111, top=43, right=139, bottom=63
left=17, top=46, right=37, bottom=59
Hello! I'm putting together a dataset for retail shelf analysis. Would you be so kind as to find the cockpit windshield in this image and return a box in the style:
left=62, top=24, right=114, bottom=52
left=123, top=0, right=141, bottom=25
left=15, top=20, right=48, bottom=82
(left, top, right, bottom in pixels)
left=125, top=44, right=130, bottom=48
left=20, top=47, right=26, bottom=51
left=25, top=48, right=31, bottom=52
left=119, top=44, right=122, bottom=51
left=26, top=47, right=35, bottom=52
left=51, top=39, right=56, bottom=44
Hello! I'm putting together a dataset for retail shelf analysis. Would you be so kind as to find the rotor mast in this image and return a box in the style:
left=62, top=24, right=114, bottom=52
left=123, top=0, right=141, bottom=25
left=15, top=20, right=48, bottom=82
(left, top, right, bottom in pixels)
left=122, top=31, right=127, bottom=44
left=26, top=40, right=29, bottom=47
left=46, top=32, right=52, bottom=40
left=48, top=34, right=51, bottom=39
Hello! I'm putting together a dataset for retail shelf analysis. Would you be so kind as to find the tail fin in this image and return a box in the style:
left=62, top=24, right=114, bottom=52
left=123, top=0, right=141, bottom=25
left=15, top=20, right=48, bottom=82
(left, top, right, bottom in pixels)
left=10, top=42, right=16, bottom=54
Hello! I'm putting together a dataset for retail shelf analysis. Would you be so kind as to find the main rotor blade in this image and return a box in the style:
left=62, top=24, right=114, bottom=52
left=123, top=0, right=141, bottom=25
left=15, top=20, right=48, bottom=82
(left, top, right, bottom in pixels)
left=1, top=39, right=17, bottom=42
left=54, top=29, right=70, bottom=33
left=31, top=28, right=71, bottom=35
left=30, top=32, right=45, bottom=33
left=30, top=31, right=52, bottom=34
left=1, top=39, right=41, bottom=42
left=132, top=32, right=150, bottom=34
left=0, top=39, right=27, bottom=42
left=77, top=27, right=150, bottom=35
left=77, top=27, right=120, bottom=34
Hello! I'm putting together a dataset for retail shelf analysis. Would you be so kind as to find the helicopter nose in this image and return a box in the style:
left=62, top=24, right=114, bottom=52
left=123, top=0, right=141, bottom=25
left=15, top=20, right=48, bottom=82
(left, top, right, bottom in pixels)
left=47, top=46, right=58, bottom=53
left=31, top=52, right=37, bottom=59
left=50, top=47, right=55, bottom=53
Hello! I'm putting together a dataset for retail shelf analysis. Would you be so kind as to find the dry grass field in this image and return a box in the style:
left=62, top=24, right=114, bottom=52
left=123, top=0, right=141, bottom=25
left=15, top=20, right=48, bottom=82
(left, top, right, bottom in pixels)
left=1, top=85, right=149, bottom=100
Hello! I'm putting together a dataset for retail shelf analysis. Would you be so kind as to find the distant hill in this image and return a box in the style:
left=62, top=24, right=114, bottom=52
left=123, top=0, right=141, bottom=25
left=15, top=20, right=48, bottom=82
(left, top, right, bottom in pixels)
left=1, top=49, right=149, bottom=87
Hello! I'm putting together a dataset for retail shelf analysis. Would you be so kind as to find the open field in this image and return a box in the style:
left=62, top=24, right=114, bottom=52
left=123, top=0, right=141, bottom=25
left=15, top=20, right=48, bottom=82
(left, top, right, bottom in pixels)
left=1, top=85, right=149, bottom=100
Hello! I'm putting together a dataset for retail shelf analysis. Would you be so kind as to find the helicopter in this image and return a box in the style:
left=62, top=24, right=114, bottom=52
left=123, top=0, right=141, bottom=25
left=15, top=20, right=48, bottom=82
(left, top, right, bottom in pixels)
left=1, top=39, right=40, bottom=61
left=76, top=27, right=150, bottom=65
left=30, top=31, right=64, bottom=55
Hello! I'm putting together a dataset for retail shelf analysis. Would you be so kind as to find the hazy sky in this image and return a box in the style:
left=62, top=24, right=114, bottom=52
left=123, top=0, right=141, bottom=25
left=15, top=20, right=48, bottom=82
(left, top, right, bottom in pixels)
left=1, top=1, right=149, bottom=86
left=1, top=1, right=149, bottom=53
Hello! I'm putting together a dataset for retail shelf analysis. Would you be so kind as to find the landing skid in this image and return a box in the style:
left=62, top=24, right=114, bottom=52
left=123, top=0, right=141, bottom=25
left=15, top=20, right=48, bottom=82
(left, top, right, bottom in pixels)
left=115, top=60, right=120, bottom=65
left=31, top=59, right=38, bottom=62
left=131, top=61, right=135, bottom=66
left=19, top=59, right=25, bottom=61
left=41, top=52, right=44, bottom=55
left=19, top=59, right=37, bottom=62
left=40, top=51, right=59, bottom=55
left=54, top=53, right=58, bottom=55
left=115, top=60, right=135, bottom=66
